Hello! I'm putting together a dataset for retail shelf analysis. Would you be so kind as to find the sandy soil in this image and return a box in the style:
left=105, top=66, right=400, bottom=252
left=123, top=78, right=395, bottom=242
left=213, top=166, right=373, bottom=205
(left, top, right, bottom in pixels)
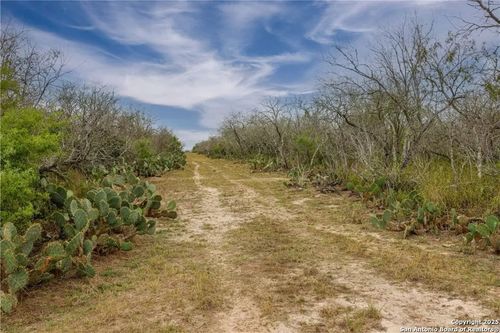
left=168, top=158, right=492, bottom=333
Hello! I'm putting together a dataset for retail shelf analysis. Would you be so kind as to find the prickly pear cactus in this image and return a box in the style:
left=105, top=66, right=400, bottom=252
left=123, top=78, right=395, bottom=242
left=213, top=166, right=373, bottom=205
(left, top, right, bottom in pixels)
left=1, top=222, right=42, bottom=313
left=370, top=209, right=392, bottom=229
left=1, top=172, right=175, bottom=314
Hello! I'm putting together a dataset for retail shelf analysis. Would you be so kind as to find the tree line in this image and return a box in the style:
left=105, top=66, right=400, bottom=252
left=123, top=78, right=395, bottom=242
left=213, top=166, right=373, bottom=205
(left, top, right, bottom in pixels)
left=193, top=18, right=499, bottom=250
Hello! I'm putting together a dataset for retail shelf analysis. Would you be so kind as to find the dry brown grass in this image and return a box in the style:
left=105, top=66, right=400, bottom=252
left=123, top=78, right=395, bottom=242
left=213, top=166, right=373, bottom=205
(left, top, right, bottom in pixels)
left=308, top=304, right=383, bottom=333
left=3, top=234, right=225, bottom=332
left=224, top=217, right=362, bottom=327
left=236, top=163, right=500, bottom=315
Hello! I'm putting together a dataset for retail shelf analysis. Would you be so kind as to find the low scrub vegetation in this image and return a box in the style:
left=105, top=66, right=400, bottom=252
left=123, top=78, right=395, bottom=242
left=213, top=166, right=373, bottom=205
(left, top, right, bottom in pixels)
left=193, top=20, right=499, bottom=253
left=0, top=27, right=184, bottom=313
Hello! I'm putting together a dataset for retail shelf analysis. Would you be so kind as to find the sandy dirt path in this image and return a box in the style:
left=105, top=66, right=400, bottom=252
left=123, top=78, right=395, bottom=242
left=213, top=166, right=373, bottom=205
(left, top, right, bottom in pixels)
left=167, top=155, right=492, bottom=333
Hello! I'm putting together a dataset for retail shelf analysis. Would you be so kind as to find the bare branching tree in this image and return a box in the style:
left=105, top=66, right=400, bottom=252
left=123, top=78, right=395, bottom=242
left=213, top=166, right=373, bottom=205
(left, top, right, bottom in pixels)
left=1, top=25, right=67, bottom=108
left=194, top=18, right=499, bottom=189
left=47, top=84, right=154, bottom=171
left=463, top=0, right=500, bottom=32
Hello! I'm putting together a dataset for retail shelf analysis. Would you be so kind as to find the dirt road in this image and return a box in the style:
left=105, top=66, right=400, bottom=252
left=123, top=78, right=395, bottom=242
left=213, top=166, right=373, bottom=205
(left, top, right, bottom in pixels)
left=4, top=154, right=498, bottom=333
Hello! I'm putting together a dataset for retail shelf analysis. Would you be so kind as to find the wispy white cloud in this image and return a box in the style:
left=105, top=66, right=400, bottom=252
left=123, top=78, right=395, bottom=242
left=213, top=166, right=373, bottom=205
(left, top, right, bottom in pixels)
left=64, top=24, right=95, bottom=31
left=217, top=1, right=286, bottom=55
left=307, top=2, right=375, bottom=44
left=306, top=0, right=452, bottom=45
left=219, top=1, right=284, bottom=27
left=236, top=52, right=312, bottom=64
left=81, top=2, right=204, bottom=64
left=20, top=2, right=307, bottom=148
left=33, top=27, right=294, bottom=110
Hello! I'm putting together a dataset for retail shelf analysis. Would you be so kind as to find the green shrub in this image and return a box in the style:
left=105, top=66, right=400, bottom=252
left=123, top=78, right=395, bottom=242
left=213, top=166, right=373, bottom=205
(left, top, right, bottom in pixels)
left=134, top=138, right=154, bottom=160
left=0, top=169, right=46, bottom=231
left=0, top=64, right=20, bottom=112
left=132, top=137, right=186, bottom=177
left=293, top=133, right=321, bottom=166
left=133, top=154, right=184, bottom=177
left=0, top=108, right=63, bottom=170
left=0, top=108, right=64, bottom=229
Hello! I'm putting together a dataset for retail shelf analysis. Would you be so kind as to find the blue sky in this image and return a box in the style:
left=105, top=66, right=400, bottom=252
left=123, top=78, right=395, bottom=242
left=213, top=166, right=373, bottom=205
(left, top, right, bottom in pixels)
left=0, top=1, right=490, bottom=148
